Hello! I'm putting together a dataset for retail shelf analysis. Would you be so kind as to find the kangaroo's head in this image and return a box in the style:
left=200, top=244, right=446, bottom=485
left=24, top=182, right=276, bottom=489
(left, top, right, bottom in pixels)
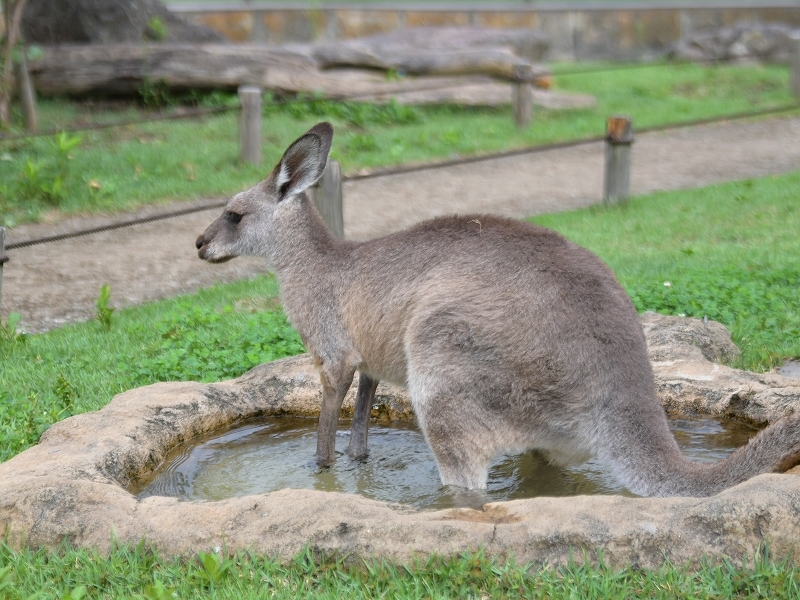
left=196, top=122, right=333, bottom=264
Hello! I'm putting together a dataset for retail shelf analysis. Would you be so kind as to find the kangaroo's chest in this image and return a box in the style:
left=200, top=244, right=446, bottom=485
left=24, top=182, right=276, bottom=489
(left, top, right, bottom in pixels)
left=342, top=296, right=413, bottom=387
left=342, top=307, right=407, bottom=385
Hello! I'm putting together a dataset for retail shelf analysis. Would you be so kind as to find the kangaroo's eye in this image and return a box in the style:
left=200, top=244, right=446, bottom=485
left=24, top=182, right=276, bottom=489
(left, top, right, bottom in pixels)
left=227, top=211, right=242, bottom=225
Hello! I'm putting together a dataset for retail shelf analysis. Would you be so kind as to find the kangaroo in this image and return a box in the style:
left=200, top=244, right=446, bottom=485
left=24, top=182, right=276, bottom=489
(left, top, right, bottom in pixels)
left=196, top=122, right=800, bottom=497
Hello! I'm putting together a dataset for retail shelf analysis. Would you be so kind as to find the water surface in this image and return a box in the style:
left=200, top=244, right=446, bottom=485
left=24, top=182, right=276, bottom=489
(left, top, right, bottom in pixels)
left=133, top=416, right=757, bottom=509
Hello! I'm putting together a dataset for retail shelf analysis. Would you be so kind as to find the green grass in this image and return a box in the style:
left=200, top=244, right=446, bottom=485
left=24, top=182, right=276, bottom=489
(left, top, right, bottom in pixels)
left=1, top=543, right=799, bottom=599
left=0, top=61, right=795, bottom=226
left=0, top=275, right=300, bottom=463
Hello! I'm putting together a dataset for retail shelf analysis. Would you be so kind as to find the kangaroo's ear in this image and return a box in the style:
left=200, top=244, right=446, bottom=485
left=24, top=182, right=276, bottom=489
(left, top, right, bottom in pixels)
left=274, top=122, right=333, bottom=202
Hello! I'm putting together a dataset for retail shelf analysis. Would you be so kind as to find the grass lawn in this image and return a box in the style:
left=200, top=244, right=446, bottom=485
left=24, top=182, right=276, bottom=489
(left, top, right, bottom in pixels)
left=2, top=543, right=799, bottom=599
left=531, top=171, right=800, bottom=372
left=0, top=61, right=795, bottom=227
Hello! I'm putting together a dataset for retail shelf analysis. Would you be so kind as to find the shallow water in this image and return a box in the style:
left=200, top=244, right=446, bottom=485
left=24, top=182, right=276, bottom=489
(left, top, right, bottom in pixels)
left=778, top=360, right=800, bottom=379
left=133, top=416, right=757, bottom=509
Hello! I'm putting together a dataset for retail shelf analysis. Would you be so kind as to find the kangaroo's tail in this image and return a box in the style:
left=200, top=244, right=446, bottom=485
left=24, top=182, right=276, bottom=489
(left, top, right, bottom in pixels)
left=602, top=408, right=800, bottom=498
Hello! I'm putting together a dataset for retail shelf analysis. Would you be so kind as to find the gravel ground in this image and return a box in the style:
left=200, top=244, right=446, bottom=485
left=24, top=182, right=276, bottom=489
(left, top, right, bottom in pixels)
left=2, top=115, right=799, bottom=333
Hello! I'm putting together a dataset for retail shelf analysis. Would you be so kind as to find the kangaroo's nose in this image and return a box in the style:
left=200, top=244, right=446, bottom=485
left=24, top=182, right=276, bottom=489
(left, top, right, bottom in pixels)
left=195, top=235, right=204, bottom=249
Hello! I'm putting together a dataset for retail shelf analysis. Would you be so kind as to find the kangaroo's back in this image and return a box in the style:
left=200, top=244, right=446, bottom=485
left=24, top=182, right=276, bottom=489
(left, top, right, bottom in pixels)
left=338, top=215, right=651, bottom=393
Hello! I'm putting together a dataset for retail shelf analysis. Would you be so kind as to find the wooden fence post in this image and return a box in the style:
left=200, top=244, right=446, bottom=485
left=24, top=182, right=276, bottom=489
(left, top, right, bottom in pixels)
left=312, top=160, right=344, bottom=238
left=791, top=32, right=800, bottom=100
left=604, top=116, right=633, bottom=205
left=0, top=227, right=7, bottom=312
left=15, top=48, right=38, bottom=132
left=238, top=85, right=262, bottom=165
left=512, top=64, right=534, bottom=129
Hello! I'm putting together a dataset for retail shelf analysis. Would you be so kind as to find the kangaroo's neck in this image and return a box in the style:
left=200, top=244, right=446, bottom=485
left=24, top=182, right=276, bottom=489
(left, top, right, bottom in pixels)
left=270, top=195, right=355, bottom=346
left=270, top=194, right=344, bottom=274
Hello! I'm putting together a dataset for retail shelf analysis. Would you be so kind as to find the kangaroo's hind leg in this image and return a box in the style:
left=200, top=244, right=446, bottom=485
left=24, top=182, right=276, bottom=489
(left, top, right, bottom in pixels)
left=407, top=365, right=505, bottom=490
left=413, top=386, right=498, bottom=489
left=316, top=362, right=357, bottom=467
left=405, top=311, right=523, bottom=490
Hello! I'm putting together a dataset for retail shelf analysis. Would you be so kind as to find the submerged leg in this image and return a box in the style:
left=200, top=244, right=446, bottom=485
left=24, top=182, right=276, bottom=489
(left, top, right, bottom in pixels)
left=347, top=373, right=378, bottom=460
left=426, top=423, right=493, bottom=490
left=414, top=387, right=497, bottom=490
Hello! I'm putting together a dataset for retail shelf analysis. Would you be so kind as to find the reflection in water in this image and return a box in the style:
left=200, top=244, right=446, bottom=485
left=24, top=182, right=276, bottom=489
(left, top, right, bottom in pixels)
left=132, top=416, right=757, bottom=509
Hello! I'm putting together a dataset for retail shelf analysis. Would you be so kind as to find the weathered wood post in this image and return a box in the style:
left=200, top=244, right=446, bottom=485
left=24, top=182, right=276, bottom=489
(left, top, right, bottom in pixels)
left=0, top=227, right=7, bottom=312
left=312, top=160, right=344, bottom=238
left=604, top=116, right=633, bottom=205
left=791, top=31, right=800, bottom=100
left=512, top=64, right=534, bottom=129
left=238, top=85, right=262, bottom=164
left=15, top=47, right=38, bottom=132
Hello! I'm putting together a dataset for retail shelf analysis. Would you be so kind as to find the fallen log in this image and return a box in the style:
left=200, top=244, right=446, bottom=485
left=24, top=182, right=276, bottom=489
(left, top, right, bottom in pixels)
left=266, top=69, right=593, bottom=109
left=27, top=39, right=551, bottom=98
left=300, top=27, right=551, bottom=82
left=25, top=43, right=583, bottom=120
left=27, top=44, right=315, bottom=96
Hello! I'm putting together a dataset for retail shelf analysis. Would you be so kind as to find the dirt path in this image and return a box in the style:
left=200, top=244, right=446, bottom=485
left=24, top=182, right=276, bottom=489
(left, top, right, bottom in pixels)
left=3, top=115, right=799, bottom=333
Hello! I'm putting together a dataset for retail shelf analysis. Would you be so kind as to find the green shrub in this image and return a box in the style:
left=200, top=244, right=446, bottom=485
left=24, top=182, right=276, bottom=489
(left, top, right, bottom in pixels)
left=146, top=16, right=168, bottom=41
left=96, top=284, right=115, bottom=332
left=15, top=132, right=82, bottom=206
left=136, top=301, right=304, bottom=383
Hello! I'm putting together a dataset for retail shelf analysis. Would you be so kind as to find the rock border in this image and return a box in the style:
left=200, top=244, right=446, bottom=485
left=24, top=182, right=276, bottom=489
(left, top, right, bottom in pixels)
left=1, top=314, right=799, bottom=567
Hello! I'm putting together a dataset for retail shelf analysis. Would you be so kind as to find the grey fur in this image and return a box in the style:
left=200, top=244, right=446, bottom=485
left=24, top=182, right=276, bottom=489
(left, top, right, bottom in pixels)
left=197, top=122, right=800, bottom=497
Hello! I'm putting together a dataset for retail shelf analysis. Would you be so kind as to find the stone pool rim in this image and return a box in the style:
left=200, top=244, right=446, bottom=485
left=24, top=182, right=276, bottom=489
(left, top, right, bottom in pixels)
left=2, top=314, right=800, bottom=568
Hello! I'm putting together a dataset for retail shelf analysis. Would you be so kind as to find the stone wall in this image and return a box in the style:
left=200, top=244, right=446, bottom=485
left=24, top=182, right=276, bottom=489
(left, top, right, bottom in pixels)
left=170, top=2, right=800, bottom=60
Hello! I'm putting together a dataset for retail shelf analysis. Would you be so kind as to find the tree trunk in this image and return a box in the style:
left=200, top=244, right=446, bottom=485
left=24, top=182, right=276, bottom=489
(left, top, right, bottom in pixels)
left=0, top=0, right=29, bottom=126
left=21, top=0, right=224, bottom=44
